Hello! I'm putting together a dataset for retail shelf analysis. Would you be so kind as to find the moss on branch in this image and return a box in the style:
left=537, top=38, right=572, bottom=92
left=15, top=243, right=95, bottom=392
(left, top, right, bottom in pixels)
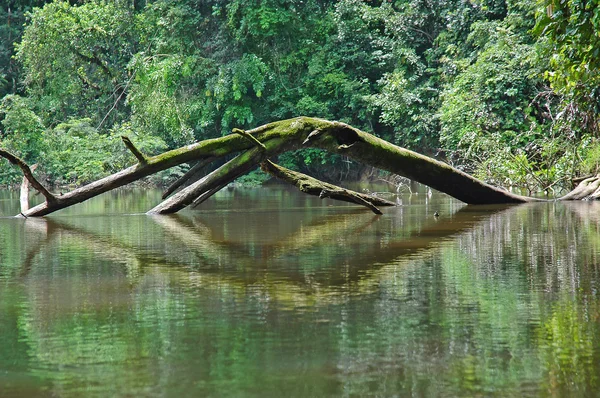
left=7, top=116, right=586, bottom=218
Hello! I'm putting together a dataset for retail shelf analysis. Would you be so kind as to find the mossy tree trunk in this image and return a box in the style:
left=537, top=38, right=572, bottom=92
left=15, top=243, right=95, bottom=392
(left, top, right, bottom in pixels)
left=3, top=116, right=594, bottom=218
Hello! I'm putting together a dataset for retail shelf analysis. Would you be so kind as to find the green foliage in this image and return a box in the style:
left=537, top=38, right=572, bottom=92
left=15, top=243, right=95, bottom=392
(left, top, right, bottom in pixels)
left=42, top=118, right=114, bottom=184
left=0, top=94, right=45, bottom=159
left=435, top=1, right=585, bottom=191
left=535, top=0, right=600, bottom=136
left=128, top=53, right=205, bottom=146
left=235, top=169, right=270, bottom=186
left=0, top=0, right=598, bottom=190
left=0, top=95, right=166, bottom=185
left=578, top=137, right=600, bottom=176
left=368, top=62, right=439, bottom=148
left=470, top=133, right=583, bottom=194
left=0, top=94, right=44, bottom=183
left=128, top=0, right=273, bottom=144
left=41, top=119, right=166, bottom=184
left=440, top=19, right=544, bottom=150
left=0, top=1, right=52, bottom=98
left=213, top=54, right=269, bottom=128
left=16, top=0, right=142, bottom=127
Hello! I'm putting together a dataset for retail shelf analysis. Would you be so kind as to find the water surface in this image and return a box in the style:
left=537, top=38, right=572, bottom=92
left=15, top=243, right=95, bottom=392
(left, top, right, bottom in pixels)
left=0, top=186, right=599, bottom=397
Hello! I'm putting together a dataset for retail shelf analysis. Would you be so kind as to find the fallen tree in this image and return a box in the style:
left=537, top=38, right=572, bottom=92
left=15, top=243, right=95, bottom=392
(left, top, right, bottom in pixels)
left=2, top=116, right=599, bottom=217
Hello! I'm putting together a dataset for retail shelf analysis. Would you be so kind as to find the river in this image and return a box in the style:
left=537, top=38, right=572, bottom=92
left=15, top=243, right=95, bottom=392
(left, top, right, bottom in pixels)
left=0, top=185, right=599, bottom=397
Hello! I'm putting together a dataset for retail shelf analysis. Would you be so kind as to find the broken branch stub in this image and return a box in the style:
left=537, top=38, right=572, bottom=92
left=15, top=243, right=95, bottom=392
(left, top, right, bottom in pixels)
left=121, top=136, right=147, bottom=164
left=232, top=128, right=266, bottom=150
left=20, top=164, right=39, bottom=213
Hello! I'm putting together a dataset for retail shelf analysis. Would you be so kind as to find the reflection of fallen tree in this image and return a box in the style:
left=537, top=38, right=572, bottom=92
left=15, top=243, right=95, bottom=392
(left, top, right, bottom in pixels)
left=17, top=206, right=515, bottom=306
left=268, top=211, right=380, bottom=259
left=20, top=218, right=51, bottom=277
left=19, top=217, right=146, bottom=279
left=154, top=210, right=381, bottom=262
left=151, top=214, right=250, bottom=266
left=562, top=200, right=600, bottom=224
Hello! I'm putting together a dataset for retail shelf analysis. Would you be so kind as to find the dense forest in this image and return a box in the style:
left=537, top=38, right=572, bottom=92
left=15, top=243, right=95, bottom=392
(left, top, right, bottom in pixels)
left=1, top=0, right=598, bottom=194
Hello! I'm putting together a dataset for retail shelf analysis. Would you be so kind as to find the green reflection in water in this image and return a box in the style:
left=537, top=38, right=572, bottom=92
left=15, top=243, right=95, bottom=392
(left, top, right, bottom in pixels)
left=0, top=187, right=599, bottom=396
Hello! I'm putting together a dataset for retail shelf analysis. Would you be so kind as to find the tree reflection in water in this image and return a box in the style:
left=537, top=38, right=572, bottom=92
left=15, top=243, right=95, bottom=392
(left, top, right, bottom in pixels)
left=0, top=190, right=599, bottom=397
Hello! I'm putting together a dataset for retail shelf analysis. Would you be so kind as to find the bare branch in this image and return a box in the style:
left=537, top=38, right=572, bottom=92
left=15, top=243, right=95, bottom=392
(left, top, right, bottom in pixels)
left=232, top=128, right=266, bottom=150
left=162, top=157, right=216, bottom=199
left=260, top=160, right=395, bottom=214
left=121, top=136, right=147, bottom=164
left=0, top=149, right=56, bottom=203
left=319, top=188, right=383, bottom=214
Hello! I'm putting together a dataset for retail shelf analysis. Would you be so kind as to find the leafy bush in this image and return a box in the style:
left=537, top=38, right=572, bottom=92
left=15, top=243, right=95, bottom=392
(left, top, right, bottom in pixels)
left=40, top=120, right=167, bottom=185
left=471, top=133, right=585, bottom=195
left=0, top=96, right=167, bottom=186
left=0, top=95, right=46, bottom=184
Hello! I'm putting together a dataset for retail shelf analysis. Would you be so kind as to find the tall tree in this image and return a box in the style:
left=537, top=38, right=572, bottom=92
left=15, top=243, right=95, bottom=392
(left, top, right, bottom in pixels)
left=16, top=0, right=142, bottom=128
left=0, top=1, right=50, bottom=98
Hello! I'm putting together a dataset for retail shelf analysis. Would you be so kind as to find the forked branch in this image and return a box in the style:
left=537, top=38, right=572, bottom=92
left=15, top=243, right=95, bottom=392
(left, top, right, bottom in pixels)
left=148, top=146, right=269, bottom=214
left=162, top=157, right=216, bottom=199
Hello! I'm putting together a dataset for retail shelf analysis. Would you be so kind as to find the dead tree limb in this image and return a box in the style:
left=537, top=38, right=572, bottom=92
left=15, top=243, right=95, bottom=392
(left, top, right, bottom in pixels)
left=159, top=127, right=267, bottom=202
left=121, top=136, right=147, bottom=164
left=20, top=164, right=38, bottom=213
left=558, top=174, right=600, bottom=200
left=7, top=116, right=595, bottom=217
left=0, top=150, right=56, bottom=204
left=319, top=188, right=382, bottom=214
left=148, top=145, right=270, bottom=214
left=260, top=160, right=395, bottom=214
left=162, top=157, right=216, bottom=199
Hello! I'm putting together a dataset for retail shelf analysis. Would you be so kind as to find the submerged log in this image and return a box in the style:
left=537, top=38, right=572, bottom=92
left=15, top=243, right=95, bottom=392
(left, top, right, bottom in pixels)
left=1, top=116, right=595, bottom=217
